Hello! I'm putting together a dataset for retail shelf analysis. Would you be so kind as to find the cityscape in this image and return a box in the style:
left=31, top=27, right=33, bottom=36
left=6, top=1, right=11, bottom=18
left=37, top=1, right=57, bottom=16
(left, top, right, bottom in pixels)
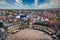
left=0, top=8, right=60, bottom=40
left=0, top=0, right=60, bottom=40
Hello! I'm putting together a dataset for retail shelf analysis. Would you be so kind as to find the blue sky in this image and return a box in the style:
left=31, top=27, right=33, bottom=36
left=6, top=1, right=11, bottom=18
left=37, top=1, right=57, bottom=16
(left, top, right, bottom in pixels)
left=22, top=0, right=34, bottom=5
left=6, top=0, right=15, bottom=4
left=5, top=0, right=46, bottom=5
left=0, top=0, right=60, bottom=9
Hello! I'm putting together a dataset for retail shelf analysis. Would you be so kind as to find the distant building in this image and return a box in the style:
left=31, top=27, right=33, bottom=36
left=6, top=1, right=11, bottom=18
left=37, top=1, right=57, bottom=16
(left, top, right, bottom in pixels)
left=0, top=28, right=7, bottom=40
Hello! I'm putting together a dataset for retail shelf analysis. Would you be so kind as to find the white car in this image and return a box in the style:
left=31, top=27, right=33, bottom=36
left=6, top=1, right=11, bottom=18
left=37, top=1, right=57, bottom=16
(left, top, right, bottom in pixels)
left=11, top=29, right=19, bottom=34
left=44, top=29, right=53, bottom=35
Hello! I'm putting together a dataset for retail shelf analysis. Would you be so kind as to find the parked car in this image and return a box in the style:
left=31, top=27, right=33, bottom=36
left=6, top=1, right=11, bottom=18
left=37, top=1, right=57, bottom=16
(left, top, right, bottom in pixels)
left=11, top=29, right=19, bottom=34
left=43, top=29, right=53, bottom=35
left=33, top=21, right=49, bottom=26
left=57, top=31, right=60, bottom=40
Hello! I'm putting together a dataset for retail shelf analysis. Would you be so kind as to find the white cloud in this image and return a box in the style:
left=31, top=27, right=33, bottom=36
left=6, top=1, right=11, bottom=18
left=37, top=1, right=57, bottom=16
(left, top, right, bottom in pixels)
left=0, top=0, right=60, bottom=9
left=34, top=0, right=38, bottom=6
left=0, top=0, right=5, bottom=4
left=15, top=0, right=23, bottom=6
left=25, top=4, right=29, bottom=7
left=49, top=0, right=60, bottom=7
left=35, top=0, right=60, bottom=9
left=38, top=3, right=52, bottom=9
left=0, top=0, right=11, bottom=5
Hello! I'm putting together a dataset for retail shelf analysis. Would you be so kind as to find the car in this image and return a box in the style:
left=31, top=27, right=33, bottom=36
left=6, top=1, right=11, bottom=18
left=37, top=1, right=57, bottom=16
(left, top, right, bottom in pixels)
left=33, top=21, right=49, bottom=26
left=57, top=31, right=60, bottom=39
left=11, top=29, right=19, bottom=34
left=11, top=30, right=16, bottom=34
left=51, top=35, right=57, bottom=39
left=43, top=29, right=53, bottom=35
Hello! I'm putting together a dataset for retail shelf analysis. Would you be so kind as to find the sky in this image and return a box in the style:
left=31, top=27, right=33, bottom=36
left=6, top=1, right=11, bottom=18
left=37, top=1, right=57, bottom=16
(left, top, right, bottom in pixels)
left=0, top=0, right=60, bottom=9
